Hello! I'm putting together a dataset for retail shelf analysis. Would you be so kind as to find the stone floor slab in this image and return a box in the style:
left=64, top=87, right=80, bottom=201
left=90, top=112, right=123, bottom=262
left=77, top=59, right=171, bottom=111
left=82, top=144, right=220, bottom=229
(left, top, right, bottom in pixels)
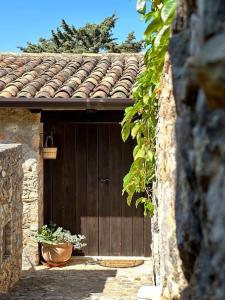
left=0, top=259, right=152, bottom=300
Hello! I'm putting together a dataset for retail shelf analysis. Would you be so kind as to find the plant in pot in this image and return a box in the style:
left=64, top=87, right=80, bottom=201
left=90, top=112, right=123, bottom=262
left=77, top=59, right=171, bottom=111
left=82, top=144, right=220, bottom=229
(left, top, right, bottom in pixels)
left=33, top=224, right=86, bottom=267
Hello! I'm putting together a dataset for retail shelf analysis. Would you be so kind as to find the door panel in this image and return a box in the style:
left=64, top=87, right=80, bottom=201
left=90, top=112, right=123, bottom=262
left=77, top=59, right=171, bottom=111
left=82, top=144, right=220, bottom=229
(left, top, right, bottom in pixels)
left=44, top=123, right=151, bottom=256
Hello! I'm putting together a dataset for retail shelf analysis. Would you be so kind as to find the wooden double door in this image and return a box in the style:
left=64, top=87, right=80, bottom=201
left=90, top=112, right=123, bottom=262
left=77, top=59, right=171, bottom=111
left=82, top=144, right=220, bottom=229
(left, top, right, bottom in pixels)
left=44, top=122, right=151, bottom=256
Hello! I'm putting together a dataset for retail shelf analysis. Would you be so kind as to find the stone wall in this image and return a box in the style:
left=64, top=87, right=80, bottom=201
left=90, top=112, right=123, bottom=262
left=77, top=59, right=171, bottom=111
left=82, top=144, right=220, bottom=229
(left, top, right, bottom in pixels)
left=169, top=0, right=225, bottom=298
left=0, top=109, right=43, bottom=268
left=153, top=56, right=187, bottom=299
left=0, top=144, right=23, bottom=293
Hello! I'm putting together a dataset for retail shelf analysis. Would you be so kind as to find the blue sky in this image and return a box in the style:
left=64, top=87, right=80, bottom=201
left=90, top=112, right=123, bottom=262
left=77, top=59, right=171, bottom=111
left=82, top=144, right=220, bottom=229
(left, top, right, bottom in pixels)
left=0, top=0, right=146, bottom=52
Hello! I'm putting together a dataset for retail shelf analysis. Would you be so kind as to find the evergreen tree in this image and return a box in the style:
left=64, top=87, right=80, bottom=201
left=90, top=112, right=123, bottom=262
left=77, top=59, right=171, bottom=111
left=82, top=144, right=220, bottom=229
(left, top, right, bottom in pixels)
left=19, top=15, right=143, bottom=53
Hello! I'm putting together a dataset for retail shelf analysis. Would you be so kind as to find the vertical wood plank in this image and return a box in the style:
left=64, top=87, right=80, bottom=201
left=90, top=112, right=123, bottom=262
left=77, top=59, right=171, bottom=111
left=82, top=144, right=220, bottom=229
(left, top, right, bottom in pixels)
left=75, top=124, right=88, bottom=254
left=52, top=123, right=65, bottom=227
left=121, top=137, right=134, bottom=256
left=109, top=124, right=122, bottom=256
left=86, top=124, right=99, bottom=255
left=144, top=216, right=152, bottom=256
left=98, top=124, right=110, bottom=256
left=62, top=124, right=76, bottom=232
left=43, top=123, right=53, bottom=224
left=132, top=199, right=144, bottom=256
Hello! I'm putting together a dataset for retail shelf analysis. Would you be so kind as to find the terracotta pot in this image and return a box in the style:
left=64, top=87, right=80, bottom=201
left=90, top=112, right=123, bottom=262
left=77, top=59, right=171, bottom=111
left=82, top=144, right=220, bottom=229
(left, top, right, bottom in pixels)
left=41, top=242, right=73, bottom=264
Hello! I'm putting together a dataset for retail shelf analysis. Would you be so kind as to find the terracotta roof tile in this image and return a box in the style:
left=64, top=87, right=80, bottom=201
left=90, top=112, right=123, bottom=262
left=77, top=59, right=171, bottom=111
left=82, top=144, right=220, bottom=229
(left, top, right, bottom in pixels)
left=0, top=53, right=144, bottom=99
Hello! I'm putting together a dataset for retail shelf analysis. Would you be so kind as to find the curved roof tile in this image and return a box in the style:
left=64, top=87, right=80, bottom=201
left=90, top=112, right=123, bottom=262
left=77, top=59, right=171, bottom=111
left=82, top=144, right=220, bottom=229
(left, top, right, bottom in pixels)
left=0, top=53, right=144, bottom=99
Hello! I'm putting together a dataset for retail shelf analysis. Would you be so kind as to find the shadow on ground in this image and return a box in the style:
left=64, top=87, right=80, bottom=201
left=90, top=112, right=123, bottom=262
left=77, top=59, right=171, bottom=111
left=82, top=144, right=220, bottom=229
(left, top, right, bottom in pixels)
left=0, top=269, right=117, bottom=300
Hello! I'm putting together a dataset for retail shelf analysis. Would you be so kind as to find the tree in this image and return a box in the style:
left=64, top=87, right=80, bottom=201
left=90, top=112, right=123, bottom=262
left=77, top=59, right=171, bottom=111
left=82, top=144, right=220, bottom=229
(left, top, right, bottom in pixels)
left=19, top=15, right=143, bottom=53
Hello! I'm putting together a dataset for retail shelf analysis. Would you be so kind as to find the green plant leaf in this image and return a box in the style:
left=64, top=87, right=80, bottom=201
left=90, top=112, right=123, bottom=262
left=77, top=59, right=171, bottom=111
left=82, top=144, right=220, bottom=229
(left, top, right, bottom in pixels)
left=144, top=201, right=155, bottom=217
left=161, top=0, right=176, bottom=23
left=134, top=147, right=146, bottom=159
left=121, top=124, right=131, bottom=141
left=135, top=197, right=148, bottom=208
left=131, top=122, right=142, bottom=138
left=32, top=224, right=87, bottom=249
left=154, top=25, right=170, bottom=47
left=121, top=0, right=176, bottom=217
left=144, top=15, right=162, bottom=37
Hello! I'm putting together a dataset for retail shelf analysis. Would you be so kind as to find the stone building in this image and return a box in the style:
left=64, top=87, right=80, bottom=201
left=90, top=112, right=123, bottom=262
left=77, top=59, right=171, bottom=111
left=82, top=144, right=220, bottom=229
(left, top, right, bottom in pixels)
left=0, top=53, right=151, bottom=268
left=1, top=3, right=225, bottom=295
left=0, top=144, right=23, bottom=293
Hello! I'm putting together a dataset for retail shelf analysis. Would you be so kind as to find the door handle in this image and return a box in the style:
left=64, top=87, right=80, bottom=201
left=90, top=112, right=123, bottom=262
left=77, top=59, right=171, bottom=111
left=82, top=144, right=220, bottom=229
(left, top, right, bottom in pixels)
left=99, top=178, right=110, bottom=183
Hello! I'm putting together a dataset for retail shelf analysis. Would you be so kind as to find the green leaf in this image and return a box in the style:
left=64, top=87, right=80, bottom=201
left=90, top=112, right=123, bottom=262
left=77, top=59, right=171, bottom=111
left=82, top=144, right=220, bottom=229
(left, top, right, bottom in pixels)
left=144, top=15, right=162, bottom=37
left=144, top=201, right=155, bottom=217
left=122, top=124, right=131, bottom=142
left=131, top=122, right=142, bottom=138
left=121, top=0, right=175, bottom=217
left=154, top=25, right=170, bottom=47
left=143, top=95, right=149, bottom=105
left=135, top=197, right=148, bottom=208
left=136, top=0, right=147, bottom=14
left=147, top=150, right=154, bottom=162
left=134, top=147, right=146, bottom=159
left=161, top=0, right=176, bottom=23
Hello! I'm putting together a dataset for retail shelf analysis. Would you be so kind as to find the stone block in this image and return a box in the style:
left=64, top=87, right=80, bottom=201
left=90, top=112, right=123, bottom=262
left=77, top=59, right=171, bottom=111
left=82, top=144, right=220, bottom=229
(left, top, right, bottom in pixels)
left=0, top=144, right=23, bottom=294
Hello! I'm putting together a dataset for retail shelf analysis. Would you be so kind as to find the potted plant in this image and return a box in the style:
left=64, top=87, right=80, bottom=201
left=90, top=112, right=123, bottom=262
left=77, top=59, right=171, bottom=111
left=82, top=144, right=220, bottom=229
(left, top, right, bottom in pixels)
left=33, top=224, right=86, bottom=267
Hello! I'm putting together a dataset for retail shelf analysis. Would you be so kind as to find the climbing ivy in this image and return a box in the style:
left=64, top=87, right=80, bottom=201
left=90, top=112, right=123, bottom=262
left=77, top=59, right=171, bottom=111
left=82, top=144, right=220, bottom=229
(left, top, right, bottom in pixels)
left=121, top=0, right=176, bottom=216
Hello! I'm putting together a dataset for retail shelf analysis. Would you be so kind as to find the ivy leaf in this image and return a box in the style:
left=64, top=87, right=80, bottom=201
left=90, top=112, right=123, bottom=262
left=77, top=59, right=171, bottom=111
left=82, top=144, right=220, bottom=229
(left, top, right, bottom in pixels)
left=122, top=0, right=175, bottom=217
left=134, top=147, right=145, bottom=159
left=136, top=0, right=147, bottom=14
left=131, top=122, right=142, bottom=138
left=144, top=201, right=155, bottom=217
left=147, top=150, right=154, bottom=162
left=135, top=197, right=148, bottom=208
left=154, top=25, right=170, bottom=47
left=144, top=14, right=162, bottom=37
left=122, top=124, right=131, bottom=142
left=161, top=0, right=176, bottom=23
left=143, top=95, right=149, bottom=105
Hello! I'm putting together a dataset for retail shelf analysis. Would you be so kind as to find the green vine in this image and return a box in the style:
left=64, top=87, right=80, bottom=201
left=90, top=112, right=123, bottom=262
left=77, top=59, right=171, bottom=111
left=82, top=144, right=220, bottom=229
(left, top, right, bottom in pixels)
left=121, top=0, right=176, bottom=216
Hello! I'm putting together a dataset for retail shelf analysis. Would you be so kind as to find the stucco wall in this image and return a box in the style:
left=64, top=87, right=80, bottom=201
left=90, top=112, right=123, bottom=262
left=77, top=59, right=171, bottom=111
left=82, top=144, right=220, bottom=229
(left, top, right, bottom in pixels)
left=0, top=144, right=23, bottom=293
left=0, top=109, right=43, bottom=267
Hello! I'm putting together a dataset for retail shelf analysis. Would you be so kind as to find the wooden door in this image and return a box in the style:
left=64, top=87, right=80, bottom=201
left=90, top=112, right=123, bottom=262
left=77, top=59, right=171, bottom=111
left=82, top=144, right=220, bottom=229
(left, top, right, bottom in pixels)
left=44, top=123, right=151, bottom=256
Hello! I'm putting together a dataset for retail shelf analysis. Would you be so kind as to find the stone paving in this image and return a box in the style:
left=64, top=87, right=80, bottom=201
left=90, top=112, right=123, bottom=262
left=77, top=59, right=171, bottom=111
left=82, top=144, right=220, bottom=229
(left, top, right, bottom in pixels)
left=0, top=258, right=152, bottom=300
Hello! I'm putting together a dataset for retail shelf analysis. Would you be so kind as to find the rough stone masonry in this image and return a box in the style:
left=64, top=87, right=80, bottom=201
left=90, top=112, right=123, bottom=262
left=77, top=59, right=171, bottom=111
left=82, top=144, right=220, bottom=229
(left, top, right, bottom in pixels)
left=0, top=144, right=23, bottom=293
left=0, top=109, right=43, bottom=268
left=153, top=56, right=188, bottom=299
left=169, top=0, right=225, bottom=298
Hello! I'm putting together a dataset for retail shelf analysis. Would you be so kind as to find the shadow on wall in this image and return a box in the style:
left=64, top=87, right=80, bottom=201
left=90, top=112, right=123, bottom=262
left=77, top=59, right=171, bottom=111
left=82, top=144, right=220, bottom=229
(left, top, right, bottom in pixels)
left=1, top=269, right=117, bottom=300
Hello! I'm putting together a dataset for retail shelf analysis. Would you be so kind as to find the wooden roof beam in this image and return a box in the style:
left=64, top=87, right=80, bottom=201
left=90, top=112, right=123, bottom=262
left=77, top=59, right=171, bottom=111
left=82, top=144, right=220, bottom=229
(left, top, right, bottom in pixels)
left=0, top=98, right=134, bottom=111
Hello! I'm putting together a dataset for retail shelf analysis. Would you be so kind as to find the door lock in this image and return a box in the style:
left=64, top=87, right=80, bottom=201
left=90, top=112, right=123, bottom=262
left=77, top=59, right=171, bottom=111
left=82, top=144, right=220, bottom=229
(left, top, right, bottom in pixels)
left=99, top=178, right=110, bottom=183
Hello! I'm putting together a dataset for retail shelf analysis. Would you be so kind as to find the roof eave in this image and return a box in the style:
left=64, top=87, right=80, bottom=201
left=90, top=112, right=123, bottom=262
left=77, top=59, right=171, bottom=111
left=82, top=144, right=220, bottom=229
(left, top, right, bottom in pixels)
left=0, top=98, right=134, bottom=111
